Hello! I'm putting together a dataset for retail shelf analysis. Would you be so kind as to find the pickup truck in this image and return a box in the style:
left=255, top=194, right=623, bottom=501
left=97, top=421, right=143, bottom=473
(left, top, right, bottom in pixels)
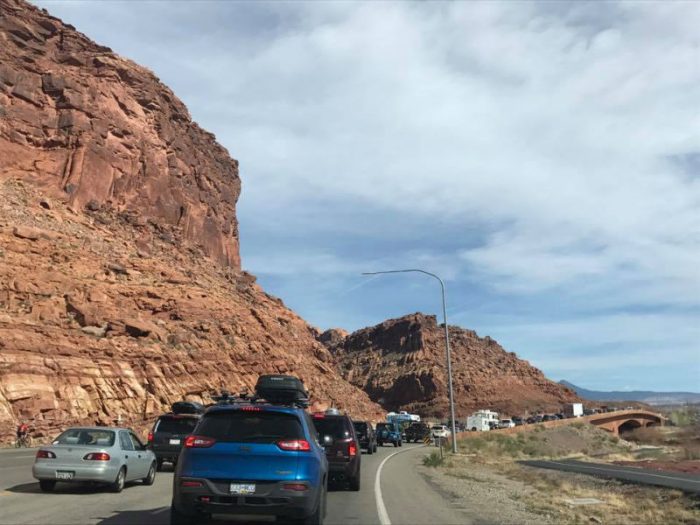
left=376, top=422, right=402, bottom=447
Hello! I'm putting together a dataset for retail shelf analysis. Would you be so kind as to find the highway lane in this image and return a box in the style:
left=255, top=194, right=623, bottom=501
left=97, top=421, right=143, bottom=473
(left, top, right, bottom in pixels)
left=0, top=444, right=449, bottom=525
left=521, top=459, right=700, bottom=494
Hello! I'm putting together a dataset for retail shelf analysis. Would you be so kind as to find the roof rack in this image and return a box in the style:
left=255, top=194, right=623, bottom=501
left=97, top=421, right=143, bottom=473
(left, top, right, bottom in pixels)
left=209, top=390, right=310, bottom=409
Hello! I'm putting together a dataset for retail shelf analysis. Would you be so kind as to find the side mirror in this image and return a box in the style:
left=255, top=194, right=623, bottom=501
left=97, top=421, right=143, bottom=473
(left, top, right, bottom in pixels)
left=322, top=435, right=333, bottom=447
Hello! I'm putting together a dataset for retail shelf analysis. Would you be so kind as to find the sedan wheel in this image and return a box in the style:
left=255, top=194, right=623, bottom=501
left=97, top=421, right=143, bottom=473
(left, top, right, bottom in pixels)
left=143, top=463, right=156, bottom=486
left=110, top=467, right=126, bottom=493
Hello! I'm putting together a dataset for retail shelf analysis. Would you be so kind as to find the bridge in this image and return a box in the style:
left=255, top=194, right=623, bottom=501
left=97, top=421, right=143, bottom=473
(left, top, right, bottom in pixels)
left=586, top=409, right=665, bottom=435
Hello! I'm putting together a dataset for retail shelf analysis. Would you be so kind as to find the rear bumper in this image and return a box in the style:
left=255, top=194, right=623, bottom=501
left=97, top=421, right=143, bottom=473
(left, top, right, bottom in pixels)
left=173, top=478, right=319, bottom=518
left=328, top=458, right=359, bottom=479
left=150, top=444, right=182, bottom=461
left=32, top=461, right=120, bottom=484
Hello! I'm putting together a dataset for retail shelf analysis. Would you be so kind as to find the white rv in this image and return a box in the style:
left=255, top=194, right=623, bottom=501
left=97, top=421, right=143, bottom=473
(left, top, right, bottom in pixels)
left=466, top=410, right=500, bottom=432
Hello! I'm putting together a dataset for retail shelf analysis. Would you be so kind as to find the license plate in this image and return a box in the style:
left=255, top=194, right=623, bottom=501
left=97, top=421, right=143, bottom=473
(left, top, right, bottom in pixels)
left=55, top=471, right=74, bottom=480
left=169, top=439, right=181, bottom=445
left=229, top=483, right=255, bottom=495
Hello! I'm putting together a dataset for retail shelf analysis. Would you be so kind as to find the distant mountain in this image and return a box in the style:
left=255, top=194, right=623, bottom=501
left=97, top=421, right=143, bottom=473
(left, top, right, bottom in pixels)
left=560, top=381, right=700, bottom=406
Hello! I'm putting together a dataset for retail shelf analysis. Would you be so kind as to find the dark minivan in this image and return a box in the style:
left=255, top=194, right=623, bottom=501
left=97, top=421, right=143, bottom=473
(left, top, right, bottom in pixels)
left=352, top=421, right=377, bottom=454
left=312, top=410, right=361, bottom=490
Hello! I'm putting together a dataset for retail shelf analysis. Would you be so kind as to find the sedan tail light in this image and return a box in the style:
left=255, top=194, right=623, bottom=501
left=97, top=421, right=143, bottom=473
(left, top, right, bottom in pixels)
left=84, top=452, right=111, bottom=461
left=147, top=431, right=153, bottom=443
left=184, top=435, right=216, bottom=448
left=348, top=442, right=357, bottom=456
left=36, top=450, right=56, bottom=459
left=277, top=439, right=311, bottom=451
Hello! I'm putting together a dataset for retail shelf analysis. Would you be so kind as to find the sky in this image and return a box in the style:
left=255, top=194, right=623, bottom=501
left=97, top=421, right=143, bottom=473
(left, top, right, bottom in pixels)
left=33, top=1, right=700, bottom=392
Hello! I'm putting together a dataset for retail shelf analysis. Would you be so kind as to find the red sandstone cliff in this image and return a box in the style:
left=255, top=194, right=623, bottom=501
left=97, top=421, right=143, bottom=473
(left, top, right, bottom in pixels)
left=321, top=314, right=580, bottom=418
left=0, top=0, right=239, bottom=267
left=0, top=0, right=383, bottom=443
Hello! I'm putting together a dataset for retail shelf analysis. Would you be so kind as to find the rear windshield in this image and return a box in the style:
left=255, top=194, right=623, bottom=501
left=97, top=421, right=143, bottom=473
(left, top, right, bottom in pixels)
left=313, top=417, right=352, bottom=440
left=432, top=426, right=444, bottom=430
left=54, top=429, right=115, bottom=447
left=197, top=411, right=304, bottom=443
left=155, top=417, right=198, bottom=434
left=353, top=422, right=368, bottom=433
left=376, top=423, right=389, bottom=430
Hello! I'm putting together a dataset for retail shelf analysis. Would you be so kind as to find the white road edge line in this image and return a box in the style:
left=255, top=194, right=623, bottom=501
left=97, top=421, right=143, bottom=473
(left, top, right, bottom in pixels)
left=375, top=445, right=427, bottom=525
left=547, top=461, right=700, bottom=484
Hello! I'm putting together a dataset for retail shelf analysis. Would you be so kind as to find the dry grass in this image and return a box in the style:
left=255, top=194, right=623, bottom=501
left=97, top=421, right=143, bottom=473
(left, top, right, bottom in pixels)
left=496, top=462, right=700, bottom=524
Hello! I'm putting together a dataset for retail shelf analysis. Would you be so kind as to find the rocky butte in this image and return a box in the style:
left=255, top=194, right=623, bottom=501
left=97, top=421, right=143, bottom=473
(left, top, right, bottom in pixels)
left=320, top=313, right=580, bottom=418
left=0, top=0, right=383, bottom=443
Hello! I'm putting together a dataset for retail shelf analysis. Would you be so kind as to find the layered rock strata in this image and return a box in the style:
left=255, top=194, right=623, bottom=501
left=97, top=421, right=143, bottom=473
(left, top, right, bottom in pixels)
left=321, top=313, right=580, bottom=418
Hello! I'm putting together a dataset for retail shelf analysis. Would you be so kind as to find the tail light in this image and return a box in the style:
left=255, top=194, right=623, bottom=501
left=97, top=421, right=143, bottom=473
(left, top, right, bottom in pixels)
left=184, top=435, right=216, bottom=448
left=83, top=452, right=110, bottom=461
left=36, top=450, right=56, bottom=459
left=312, top=413, right=325, bottom=419
left=348, top=442, right=357, bottom=456
left=240, top=406, right=262, bottom=412
left=147, top=431, right=153, bottom=443
left=282, top=483, right=309, bottom=491
left=277, top=439, right=311, bottom=451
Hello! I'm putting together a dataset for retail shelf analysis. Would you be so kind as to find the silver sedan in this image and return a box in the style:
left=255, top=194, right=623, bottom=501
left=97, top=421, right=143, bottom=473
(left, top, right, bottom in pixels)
left=32, top=426, right=157, bottom=492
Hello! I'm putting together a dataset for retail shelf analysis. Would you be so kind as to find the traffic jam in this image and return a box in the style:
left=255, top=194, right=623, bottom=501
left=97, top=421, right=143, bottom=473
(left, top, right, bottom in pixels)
left=30, top=375, right=408, bottom=525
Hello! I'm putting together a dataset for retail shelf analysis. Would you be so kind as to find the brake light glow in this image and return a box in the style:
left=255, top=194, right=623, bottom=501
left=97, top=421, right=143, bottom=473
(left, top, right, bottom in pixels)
left=348, top=442, right=357, bottom=456
left=181, top=480, right=203, bottom=488
left=277, top=439, right=311, bottom=451
left=312, top=413, right=325, bottom=419
left=282, top=483, right=309, bottom=492
left=83, top=452, right=110, bottom=461
left=147, top=431, right=154, bottom=443
left=184, top=435, right=216, bottom=448
left=240, top=406, right=262, bottom=412
left=35, top=450, right=56, bottom=459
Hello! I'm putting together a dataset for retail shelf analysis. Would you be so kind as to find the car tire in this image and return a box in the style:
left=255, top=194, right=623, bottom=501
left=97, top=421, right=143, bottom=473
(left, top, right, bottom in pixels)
left=156, top=459, right=164, bottom=472
left=110, top=467, right=126, bottom=493
left=398, top=440, right=403, bottom=447
left=39, top=480, right=56, bottom=492
left=349, top=470, right=360, bottom=492
left=367, top=445, right=373, bottom=455
left=373, top=444, right=378, bottom=453
left=170, top=504, right=197, bottom=525
left=143, top=462, right=156, bottom=486
left=393, top=441, right=398, bottom=447
left=377, top=441, right=383, bottom=447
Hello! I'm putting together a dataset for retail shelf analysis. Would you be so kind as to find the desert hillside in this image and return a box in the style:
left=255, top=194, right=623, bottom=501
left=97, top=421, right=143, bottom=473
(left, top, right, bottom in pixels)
left=321, top=313, right=580, bottom=418
left=0, top=0, right=382, bottom=442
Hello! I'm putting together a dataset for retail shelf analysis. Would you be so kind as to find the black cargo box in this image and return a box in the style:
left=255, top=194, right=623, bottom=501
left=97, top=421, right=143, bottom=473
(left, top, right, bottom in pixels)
left=255, top=375, right=308, bottom=404
left=172, top=401, right=205, bottom=415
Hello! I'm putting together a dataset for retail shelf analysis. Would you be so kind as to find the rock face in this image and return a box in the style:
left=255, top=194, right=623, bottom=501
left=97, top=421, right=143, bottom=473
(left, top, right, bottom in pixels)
left=0, top=0, right=383, bottom=443
left=322, top=314, right=580, bottom=418
left=0, top=0, right=240, bottom=268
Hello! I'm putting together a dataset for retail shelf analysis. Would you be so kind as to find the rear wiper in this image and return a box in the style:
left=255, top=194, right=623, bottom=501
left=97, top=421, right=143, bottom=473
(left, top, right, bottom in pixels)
left=238, top=434, right=283, bottom=443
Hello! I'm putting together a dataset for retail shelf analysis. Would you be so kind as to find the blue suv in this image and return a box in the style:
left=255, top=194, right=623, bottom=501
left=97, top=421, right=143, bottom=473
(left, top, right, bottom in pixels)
left=171, top=402, right=328, bottom=525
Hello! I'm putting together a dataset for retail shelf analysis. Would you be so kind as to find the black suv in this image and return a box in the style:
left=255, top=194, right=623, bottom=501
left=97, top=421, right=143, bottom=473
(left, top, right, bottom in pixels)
left=404, top=422, right=431, bottom=443
left=149, top=408, right=202, bottom=470
left=352, top=421, right=377, bottom=454
left=312, top=410, right=361, bottom=490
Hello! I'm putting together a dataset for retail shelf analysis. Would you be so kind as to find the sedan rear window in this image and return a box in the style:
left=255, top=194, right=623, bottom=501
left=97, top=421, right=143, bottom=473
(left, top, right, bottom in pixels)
left=197, top=411, right=304, bottom=443
left=54, top=429, right=115, bottom=447
left=155, top=417, right=198, bottom=434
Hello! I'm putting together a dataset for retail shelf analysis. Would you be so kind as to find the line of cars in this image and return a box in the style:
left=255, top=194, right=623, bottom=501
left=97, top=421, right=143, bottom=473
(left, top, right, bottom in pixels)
left=30, top=375, right=392, bottom=525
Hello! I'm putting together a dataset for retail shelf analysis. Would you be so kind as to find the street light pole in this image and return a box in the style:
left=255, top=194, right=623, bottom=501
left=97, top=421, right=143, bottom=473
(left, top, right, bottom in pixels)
left=362, top=269, right=459, bottom=453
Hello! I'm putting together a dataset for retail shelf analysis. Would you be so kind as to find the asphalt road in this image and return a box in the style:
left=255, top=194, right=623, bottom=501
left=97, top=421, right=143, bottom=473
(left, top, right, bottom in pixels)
left=521, top=459, right=700, bottom=494
left=0, top=444, right=469, bottom=525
